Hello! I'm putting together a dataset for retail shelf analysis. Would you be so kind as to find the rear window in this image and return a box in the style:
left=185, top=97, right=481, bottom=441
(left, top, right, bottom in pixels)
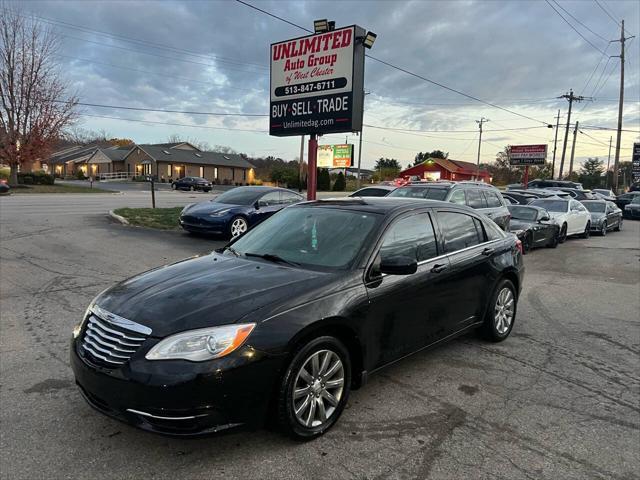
left=583, top=202, right=605, bottom=213
left=466, top=189, right=487, bottom=209
left=388, top=186, right=448, bottom=200
left=508, top=206, right=538, bottom=221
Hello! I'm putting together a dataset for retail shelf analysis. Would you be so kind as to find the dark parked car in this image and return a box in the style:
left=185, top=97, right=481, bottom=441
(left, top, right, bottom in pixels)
left=624, top=196, right=640, bottom=219
left=349, top=185, right=396, bottom=197
left=71, top=198, right=524, bottom=439
left=388, top=181, right=511, bottom=230
left=179, top=186, right=304, bottom=237
left=581, top=200, right=622, bottom=235
left=527, top=179, right=583, bottom=189
left=501, top=191, right=537, bottom=205
left=0, top=179, right=10, bottom=195
left=615, top=191, right=640, bottom=210
left=547, top=187, right=598, bottom=201
left=503, top=188, right=570, bottom=199
left=507, top=205, right=560, bottom=252
left=592, top=189, right=616, bottom=201
left=171, top=176, right=212, bottom=192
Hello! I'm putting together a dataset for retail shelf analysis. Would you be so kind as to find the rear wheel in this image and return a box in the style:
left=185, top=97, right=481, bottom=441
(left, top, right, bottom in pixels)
left=482, top=279, right=517, bottom=342
left=559, top=223, right=568, bottom=243
left=581, top=222, right=591, bottom=239
left=600, top=221, right=607, bottom=236
left=171, top=183, right=177, bottom=190
left=277, top=336, right=351, bottom=440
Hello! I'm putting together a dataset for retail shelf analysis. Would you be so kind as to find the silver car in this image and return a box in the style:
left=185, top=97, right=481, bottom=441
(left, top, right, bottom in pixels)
left=581, top=200, right=623, bottom=236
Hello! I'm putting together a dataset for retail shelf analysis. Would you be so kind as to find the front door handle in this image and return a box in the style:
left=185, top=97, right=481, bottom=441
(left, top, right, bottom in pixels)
left=431, top=263, right=447, bottom=273
left=481, top=247, right=495, bottom=256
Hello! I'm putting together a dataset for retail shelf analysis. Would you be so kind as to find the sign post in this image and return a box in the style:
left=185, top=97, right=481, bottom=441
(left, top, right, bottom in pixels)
left=269, top=24, right=367, bottom=200
left=508, top=144, right=548, bottom=189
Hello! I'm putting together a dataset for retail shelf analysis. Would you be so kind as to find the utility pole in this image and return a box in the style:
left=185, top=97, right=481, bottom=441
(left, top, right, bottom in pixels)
left=558, top=90, right=586, bottom=179
left=551, top=109, right=561, bottom=179
left=606, top=136, right=612, bottom=188
left=475, top=117, right=488, bottom=180
left=612, top=20, right=634, bottom=194
left=568, top=121, right=579, bottom=177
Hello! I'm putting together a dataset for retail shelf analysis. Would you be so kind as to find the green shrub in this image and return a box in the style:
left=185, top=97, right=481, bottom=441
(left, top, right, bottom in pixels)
left=0, top=167, right=9, bottom=181
left=76, top=169, right=87, bottom=180
left=17, top=172, right=55, bottom=185
left=317, top=168, right=331, bottom=190
left=332, top=172, right=346, bottom=191
left=132, top=175, right=147, bottom=182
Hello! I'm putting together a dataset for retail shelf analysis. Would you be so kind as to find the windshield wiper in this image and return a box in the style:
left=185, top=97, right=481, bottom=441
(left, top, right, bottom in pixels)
left=222, top=245, right=241, bottom=257
left=244, top=252, right=300, bottom=267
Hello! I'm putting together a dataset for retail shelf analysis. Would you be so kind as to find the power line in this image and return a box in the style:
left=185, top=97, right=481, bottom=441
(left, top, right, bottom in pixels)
left=551, top=0, right=610, bottom=42
left=235, top=0, right=551, bottom=126
left=593, top=0, right=632, bottom=35
left=544, top=0, right=606, bottom=55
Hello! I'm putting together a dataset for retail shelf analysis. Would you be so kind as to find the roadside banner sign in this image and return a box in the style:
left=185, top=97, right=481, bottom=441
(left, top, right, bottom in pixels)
left=633, top=142, right=640, bottom=182
left=317, top=144, right=353, bottom=168
left=508, top=144, right=547, bottom=166
left=269, top=26, right=366, bottom=137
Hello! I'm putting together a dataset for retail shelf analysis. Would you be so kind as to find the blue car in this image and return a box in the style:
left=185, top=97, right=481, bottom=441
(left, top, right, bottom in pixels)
left=179, top=186, right=304, bottom=237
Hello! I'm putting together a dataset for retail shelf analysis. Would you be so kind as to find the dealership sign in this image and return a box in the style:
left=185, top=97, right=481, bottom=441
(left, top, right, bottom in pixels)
left=509, top=144, right=547, bottom=166
left=269, top=26, right=366, bottom=137
left=633, top=142, right=640, bottom=182
left=317, top=144, right=353, bottom=168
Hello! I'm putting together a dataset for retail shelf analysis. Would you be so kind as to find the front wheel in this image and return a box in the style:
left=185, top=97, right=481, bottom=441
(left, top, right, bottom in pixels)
left=614, top=218, right=622, bottom=231
left=600, top=221, right=607, bottom=236
left=229, top=216, right=248, bottom=238
left=581, top=222, right=591, bottom=239
left=547, top=229, right=559, bottom=248
left=277, top=336, right=351, bottom=440
left=522, top=232, right=532, bottom=254
left=482, top=279, right=517, bottom=342
left=559, top=223, right=568, bottom=243
left=171, top=183, right=177, bottom=190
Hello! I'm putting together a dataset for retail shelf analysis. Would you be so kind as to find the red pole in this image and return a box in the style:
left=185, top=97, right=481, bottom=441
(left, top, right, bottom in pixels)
left=523, top=166, right=529, bottom=189
left=307, top=134, right=318, bottom=200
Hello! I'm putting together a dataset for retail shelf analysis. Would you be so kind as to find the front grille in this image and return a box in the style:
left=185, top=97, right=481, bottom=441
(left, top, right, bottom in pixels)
left=81, top=311, right=149, bottom=368
left=181, top=215, right=200, bottom=225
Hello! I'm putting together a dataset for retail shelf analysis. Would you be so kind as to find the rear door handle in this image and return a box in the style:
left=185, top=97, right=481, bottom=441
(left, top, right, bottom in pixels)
left=431, top=263, right=447, bottom=273
left=481, top=248, right=495, bottom=256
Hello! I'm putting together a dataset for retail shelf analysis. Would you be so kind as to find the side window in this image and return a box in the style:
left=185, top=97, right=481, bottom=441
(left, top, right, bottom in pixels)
left=371, top=188, right=391, bottom=197
left=379, top=213, right=438, bottom=263
left=281, top=191, right=302, bottom=205
left=356, top=188, right=374, bottom=196
left=484, top=191, right=503, bottom=208
left=482, top=217, right=505, bottom=240
left=466, top=189, right=487, bottom=209
left=438, top=212, right=483, bottom=253
left=449, top=189, right=465, bottom=205
left=259, top=192, right=281, bottom=206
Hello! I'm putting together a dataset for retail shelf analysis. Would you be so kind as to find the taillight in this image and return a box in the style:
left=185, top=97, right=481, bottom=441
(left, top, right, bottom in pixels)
left=515, top=239, right=523, bottom=255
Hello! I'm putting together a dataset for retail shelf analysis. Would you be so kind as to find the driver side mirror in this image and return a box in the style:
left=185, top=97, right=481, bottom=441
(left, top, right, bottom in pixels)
left=539, top=215, right=550, bottom=222
left=254, top=200, right=260, bottom=210
left=380, top=256, right=418, bottom=275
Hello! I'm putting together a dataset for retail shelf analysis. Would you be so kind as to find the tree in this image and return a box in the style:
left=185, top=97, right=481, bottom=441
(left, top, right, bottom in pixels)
left=332, top=171, right=346, bottom=191
left=374, top=157, right=401, bottom=181
left=0, top=6, right=78, bottom=184
left=413, top=150, right=448, bottom=166
left=317, top=168, right=330, bottom=190
left=579, top=157, right=604, bottom=189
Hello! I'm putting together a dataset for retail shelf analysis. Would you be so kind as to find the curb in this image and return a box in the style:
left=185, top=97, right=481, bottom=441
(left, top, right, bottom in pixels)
left=108, top=210, right=129, bottom=225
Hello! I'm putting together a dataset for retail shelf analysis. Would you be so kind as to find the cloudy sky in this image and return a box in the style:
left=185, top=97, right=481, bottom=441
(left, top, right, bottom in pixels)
left=13, top=0, right=640, bottom=171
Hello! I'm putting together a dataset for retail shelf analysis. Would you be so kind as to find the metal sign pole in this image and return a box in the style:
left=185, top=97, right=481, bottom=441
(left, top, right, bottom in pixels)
left=307, top=134, right=318, bottom=200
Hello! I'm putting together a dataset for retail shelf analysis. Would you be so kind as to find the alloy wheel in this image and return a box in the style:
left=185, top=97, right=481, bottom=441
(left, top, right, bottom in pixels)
left=230, top=217, right=248, bottom=237
left=601, top=221, right=607, bottom=236
left=494, top=287, right=514, bottom=335
left=559, top=224, right=567, bottom=243
left=292, top=349, right=344, bottom=428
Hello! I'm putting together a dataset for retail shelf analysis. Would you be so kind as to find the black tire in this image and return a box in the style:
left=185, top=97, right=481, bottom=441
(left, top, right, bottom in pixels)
left=600, top=221, right=607, bottom=236
left=581, top=222, right=591, bottom=239
left=190, top=185, right=195, bottom=191
left=547, top=229, right=559, bottom=248
left=171, top=183, right=177, bottom=190
left=522, top=232, right=532, bottom=254
left=559, top=223, right=568, bottom=243
left=482, top=279, right=517, bottom=342
left=277, top=336, right=351, bottom=441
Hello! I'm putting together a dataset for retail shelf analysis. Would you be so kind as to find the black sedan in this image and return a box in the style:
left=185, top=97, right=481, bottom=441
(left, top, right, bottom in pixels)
left=581, top=200, right=622, bottom=235
left=616, top=191, right=640, bottom=210
left=71, top=198, right=524, bottom=440
left=171, top=176, right=212, bottom=192
left=179, top=186, right=304, bottom=237
left=507, top=205, right=560, bottom=253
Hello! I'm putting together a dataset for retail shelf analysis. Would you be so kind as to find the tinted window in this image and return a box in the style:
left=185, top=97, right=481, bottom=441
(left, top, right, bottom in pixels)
left=503, top=195, right=516, bottom=204
left=259, top=192, right=281, bottom=206
left=281, top=191, right=303, bottom=204
left=388, top=186, right=448, bottom=200
left=529, top=199, right=568, bottom=212
left=380, top=214, right=438, bottom=262
left=355, top=188, right=390, bottom=197
left=438, top=212, right=483, bottom=252
left=449, top=189, right=466, bottom=204
left=230, top=207, right=380, bottom=269
left=215, top=187, right=263, bottom=205
left=484, top=191, right=503, bottom=208
left=466, top=189, right=487, bottom=209
left=483, top=217, right=506, bottom=240
left=583, top=202, right=605, bottom=213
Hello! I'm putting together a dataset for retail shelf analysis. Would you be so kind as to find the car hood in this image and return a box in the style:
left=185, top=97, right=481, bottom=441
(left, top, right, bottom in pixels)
left=508, top=219, right=534, bottom=231
left=94, top=254, right=333, bottom=337
left=182, top=201, right=244, bottom=216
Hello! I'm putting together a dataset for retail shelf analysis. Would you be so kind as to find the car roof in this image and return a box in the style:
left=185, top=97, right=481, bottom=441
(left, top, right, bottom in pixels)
left=295, top=196, right=462, bottom=215
left=403, top=181, right=496, bottom=190
left=508, top=204, right=546, bottom=211
left=354, top=185, right=396, bottom=191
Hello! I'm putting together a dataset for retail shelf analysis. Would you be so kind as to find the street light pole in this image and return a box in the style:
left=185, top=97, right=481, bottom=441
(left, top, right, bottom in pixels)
left=475, top=117, right=488, bottom=180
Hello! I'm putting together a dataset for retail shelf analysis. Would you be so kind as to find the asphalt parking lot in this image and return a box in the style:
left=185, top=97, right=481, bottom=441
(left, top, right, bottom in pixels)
left=1, top=193, right=639, bottom=480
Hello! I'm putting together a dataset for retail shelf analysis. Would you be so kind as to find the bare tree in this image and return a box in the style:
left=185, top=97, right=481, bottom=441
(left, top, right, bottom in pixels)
left=0, top=5, right=78, bottom=184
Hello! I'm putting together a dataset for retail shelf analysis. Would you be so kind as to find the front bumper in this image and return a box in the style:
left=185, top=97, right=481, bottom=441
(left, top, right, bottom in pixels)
left=179, top=214, right=228, bottom=234
left=70, top=337, right=284, bottom=436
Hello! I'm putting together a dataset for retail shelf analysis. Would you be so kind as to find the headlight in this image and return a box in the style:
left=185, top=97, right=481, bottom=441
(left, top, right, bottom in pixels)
left=209, top=209, right=231, bottom=217
left=145, top=323, right=255, bottom=361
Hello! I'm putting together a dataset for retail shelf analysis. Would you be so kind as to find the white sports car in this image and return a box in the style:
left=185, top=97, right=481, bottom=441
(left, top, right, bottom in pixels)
left=528, top=198, right=591, bottom=243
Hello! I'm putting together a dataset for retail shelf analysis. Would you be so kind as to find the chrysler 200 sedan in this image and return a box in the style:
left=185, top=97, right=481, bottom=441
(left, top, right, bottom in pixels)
left=71, top=198, right=524, bottom=440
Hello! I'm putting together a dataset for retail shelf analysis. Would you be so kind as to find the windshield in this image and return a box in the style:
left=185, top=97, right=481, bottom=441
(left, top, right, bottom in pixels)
left=388, top=186, right=448, bottom=200
left=508, top=206, right=538, bottom=221
left=214, top=187, right=262, bottom=205
left=583, top=202, right=605, bottom=213
left=529, top=199, right=568, bottom=213
left=229, top=207, right=381, bottom=269
left=631, top=197, right=640, bottom=205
